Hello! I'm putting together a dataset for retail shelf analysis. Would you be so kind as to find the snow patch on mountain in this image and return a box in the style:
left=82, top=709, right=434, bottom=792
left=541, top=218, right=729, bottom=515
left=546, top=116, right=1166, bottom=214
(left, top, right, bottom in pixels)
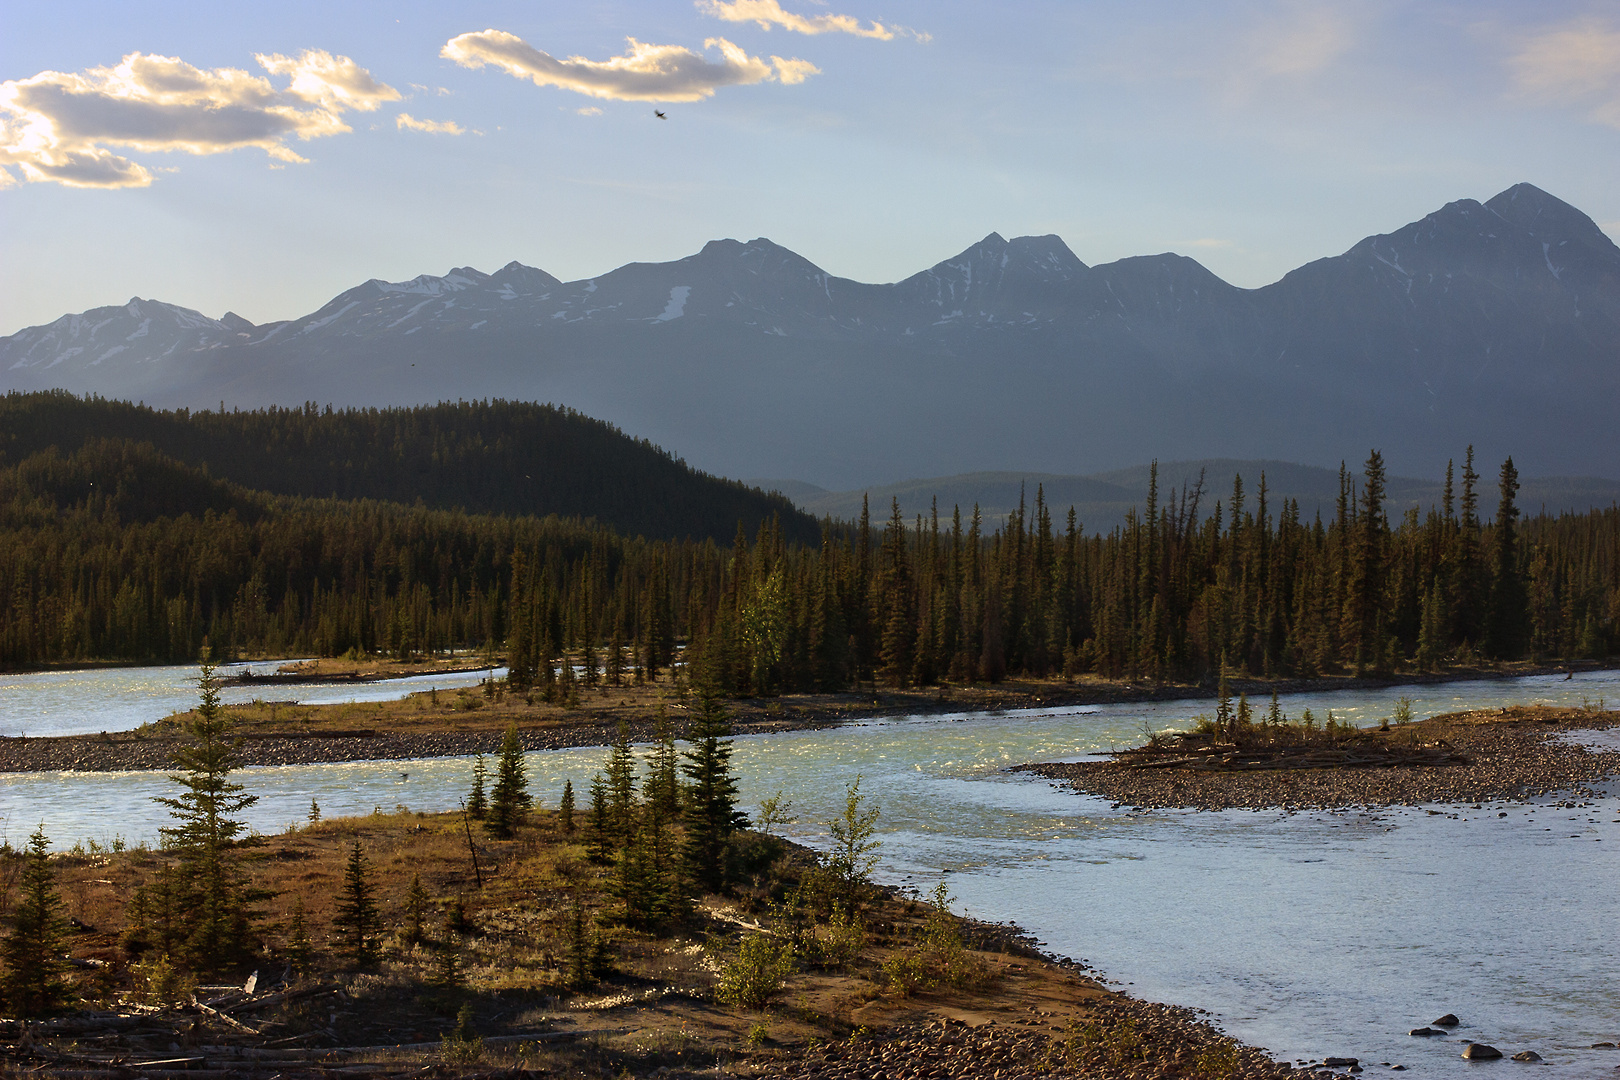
left=655, top=286, right=691, bottom=322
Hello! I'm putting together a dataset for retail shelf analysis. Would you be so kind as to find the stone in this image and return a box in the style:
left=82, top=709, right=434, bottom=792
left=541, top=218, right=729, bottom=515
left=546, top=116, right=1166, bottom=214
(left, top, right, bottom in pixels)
left=1325, top=1058, right=1359, bottom=1067
left=1593, top=1043, right=1618, bottom=1049
left=1511, top=1051, right=1542, bottom=1062
left=1410, top=1028, right=1440, bottom=1037
left=1462, top=1044, right=1503, bottom=1060
left=1434, top=1014, right=1461, bottom=1027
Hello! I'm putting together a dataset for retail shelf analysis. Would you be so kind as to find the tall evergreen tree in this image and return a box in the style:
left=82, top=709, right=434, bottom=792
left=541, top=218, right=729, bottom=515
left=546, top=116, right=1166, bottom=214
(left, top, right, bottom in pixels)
left=2, top=825, right=72, bottom=1016
left=1485, top=456, right=1530, bottom=660
left=333, top=840, right=379, bottom=967
left=154, top=654, right=261, bottom=973
left=680, top=679, right=747, bottom=894
left=486, top=723, right=531, bottom=838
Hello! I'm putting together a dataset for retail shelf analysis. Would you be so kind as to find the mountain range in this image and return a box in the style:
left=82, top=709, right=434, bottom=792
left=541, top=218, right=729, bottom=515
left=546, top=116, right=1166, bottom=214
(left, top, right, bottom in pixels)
left=4, top=182, right=1617, bottom=489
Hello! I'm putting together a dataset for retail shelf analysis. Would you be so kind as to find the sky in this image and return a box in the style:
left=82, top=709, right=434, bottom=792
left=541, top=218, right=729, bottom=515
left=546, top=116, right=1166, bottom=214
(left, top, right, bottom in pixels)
left=3, top=0, right=1620, bottom=335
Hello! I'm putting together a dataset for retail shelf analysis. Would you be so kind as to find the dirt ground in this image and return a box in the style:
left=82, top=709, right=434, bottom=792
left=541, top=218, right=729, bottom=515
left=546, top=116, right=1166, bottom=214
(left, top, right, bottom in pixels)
left=1, top=804, right=1334, bottom=1080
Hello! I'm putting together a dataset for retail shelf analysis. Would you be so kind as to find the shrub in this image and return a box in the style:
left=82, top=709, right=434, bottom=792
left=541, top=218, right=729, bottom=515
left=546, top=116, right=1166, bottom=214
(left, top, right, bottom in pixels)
left=717, top=934, right=795, bottom=1009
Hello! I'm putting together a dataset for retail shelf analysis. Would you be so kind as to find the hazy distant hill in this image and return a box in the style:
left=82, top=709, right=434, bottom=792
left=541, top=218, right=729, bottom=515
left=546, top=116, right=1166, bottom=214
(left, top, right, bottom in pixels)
left=774, top=460, right=1620, bottom=534
left=4, top=183, right=1618, bottom=487
left=0, top=393, right=817, bottom=544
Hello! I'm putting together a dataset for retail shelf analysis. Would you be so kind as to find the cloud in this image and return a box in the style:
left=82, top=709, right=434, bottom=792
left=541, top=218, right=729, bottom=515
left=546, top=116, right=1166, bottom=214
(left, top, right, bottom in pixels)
left=1245, top=1, right=1355, bottom=78
left=577, top=106, right=604, bottom=116
left=396, top=113, right=464, bottom=134
left=1510, top=18, right=1620, bottom=128
left=696, top=0, right=910, bottom=40
left=0, top=50, right=397, bottom=189
left=442, top=29, right=818, bottom=102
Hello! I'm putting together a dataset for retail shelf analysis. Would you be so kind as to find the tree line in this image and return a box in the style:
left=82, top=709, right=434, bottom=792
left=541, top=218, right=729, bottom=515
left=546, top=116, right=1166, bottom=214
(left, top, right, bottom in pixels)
left=0, top=391, right=816, bottom=544
left=2, top=438, right=1615, bottom=683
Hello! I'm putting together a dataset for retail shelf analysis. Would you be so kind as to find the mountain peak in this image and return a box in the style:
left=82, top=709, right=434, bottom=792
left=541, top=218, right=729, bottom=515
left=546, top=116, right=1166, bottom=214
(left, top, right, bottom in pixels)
left=1486, top=182, right=1617, bottom=252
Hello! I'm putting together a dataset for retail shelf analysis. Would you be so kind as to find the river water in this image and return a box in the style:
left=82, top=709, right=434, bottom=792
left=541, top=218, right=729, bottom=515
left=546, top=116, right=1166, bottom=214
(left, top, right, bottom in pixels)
left=1, top=668, right=1616, bottom=1076
left=0, top=661, right=507, bottom=739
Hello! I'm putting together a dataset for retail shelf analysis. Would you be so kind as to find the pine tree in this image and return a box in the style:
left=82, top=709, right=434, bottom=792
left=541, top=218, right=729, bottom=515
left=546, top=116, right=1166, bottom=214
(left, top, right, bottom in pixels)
left=404, top=873, right=430, bottom=947
left=645, top=712, right=681, bottom=819
left=1485, top=457, right=1530, bottom=660
left=2, top=825, right=72, bottom=1016
left=333, top=839, right=379, bottom=967
left=286, top=899, right=313, bottom=976
left=559, top=779, right=576, bottom=834
left=486, top=723, right=530, bottom=838
left=154, top=654, right=261, bottom=973
left=586, top=774, right=613, bottom=862
left=466, top=755, right=488, bottom=819
left=604, top=720, right=638, bottom=843
left=681, top=679, right=747, bottom=894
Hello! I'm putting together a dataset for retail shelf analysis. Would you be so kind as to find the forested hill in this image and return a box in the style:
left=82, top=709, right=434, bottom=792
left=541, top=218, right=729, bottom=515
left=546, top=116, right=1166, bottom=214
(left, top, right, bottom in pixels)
left=0, top=392, right=816, bottom=544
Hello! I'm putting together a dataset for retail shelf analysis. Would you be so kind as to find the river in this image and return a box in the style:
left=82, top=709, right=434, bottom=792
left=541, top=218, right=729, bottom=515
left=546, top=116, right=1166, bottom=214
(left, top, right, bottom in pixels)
left=1, top=668, right=1616, bottom=1076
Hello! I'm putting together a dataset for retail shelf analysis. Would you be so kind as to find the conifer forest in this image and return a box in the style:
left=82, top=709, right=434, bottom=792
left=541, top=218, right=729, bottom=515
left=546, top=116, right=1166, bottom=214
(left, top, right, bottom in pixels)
left=2, top=395, right=1614, bottom=686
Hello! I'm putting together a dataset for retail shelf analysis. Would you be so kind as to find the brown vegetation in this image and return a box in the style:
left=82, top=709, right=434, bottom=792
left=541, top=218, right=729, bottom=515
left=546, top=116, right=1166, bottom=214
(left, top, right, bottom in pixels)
left=0, top=806, right=1328, bottom=1079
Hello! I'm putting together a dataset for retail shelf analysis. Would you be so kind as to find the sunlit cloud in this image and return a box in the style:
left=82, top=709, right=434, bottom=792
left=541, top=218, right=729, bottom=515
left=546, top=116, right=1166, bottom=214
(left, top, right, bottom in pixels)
left=0, top=50, right=397, bottom=189
left=697, top=0, right=924, bottom=41
left=1245, top=1, right=1355, bottom=78
left=577, top=106, right=604, bottom=116
left=396, top=113, right=464, bottom=135
left=441, top=29, right=818, bottom=102
left=1510, top=18, right=1620, bottom=128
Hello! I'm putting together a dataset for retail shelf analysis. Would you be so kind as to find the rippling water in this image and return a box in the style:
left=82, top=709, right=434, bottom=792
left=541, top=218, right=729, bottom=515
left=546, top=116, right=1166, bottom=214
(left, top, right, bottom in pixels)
left=1, top=668, right=1616, bottom=1076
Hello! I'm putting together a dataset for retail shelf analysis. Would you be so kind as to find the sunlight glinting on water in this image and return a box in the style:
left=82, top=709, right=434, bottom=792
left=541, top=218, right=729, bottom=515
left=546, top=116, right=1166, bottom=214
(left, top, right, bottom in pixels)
left=0, top=668, right=1616, bottom=1077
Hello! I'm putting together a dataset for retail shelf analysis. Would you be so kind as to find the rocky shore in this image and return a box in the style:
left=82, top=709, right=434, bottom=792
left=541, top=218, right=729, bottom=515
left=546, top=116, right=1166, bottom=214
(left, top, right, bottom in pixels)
left=1020, top=706, right=1620, bottom=810
left=747, top=997, right=1333, bottom=1080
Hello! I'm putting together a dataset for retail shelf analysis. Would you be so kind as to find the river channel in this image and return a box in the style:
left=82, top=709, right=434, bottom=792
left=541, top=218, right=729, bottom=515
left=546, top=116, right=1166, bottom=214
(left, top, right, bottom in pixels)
left=1, top=669, right=1616, bottom=1076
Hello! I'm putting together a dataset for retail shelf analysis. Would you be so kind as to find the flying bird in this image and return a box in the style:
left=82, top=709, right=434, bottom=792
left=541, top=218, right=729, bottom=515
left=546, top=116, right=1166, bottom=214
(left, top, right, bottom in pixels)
left=654, top=109, right=666, bottom=119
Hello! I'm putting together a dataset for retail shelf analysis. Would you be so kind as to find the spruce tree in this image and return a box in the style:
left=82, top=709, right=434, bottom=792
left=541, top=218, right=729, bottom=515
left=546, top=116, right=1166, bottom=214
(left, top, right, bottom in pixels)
left=486, top=723, right=530, bottom=838
left=404, top=873, right=430, bottom=947
left=2, top=825, right=71, bottom=1016
left=155, top=655, right=261, bottom=973
left=333, top=839, right=379, bottom=967
left=645, top=712, right=681, bottom=819
left=680, top=680, right=747, bottom=894
left=1485, top=457, right=1530, bottom=660
left=604, top=720, right=638, bottom=843
left=466, top=755, right=488, bottom=819
left=286, top=899, right=313, bottom=976
left=559, top=779, right=576, bottom=834
left=586, top=774, right=613, bottom=862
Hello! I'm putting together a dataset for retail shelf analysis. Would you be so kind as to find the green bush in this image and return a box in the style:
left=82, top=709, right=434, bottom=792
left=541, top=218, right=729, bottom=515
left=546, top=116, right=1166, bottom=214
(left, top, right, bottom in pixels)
left=717, top=934, right=796, bottom=1009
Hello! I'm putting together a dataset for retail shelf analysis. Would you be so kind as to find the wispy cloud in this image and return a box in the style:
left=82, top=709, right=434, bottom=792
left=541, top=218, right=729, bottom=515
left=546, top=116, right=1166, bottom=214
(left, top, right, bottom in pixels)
left=577, top=106, right=604, bottom=117
left=1510, top=17, right=1620, bottom=128
left=1244, top=1, right=1355, bottom=78
left=396, top=113, right=464, bottom=134
left=441, top=29, right=818, bottom=102
left=0, top=50, right=397, bottom=189
left=696, top=0, right=926, bottom=42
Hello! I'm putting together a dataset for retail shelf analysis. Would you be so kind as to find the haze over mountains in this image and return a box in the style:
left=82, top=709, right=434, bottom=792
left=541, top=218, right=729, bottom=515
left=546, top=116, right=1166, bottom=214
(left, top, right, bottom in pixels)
left=756, top=461, right=1620, bottom=537
left=4, top=182, right=1618, bottom=489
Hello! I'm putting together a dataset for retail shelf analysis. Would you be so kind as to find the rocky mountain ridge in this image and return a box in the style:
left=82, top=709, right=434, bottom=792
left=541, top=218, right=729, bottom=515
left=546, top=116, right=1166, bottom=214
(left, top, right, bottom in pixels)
left=5, top=182, right=1616, bottom=488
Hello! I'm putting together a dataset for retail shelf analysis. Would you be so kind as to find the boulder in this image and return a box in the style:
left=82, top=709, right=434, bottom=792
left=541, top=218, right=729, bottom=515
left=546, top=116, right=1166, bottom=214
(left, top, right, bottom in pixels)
left=1410, top=1028, right=1440, bottom=1037
left=1434, top=1015, right=1461, bottom=1027
left=1462, top=1044, right=1503, bottom=1060
left=1511, top=1051, right=1542, bottom=1062
left=1324, top=1058, right=1359, bottom=1067
left=1592, top=1042, right=1618, bottom=1050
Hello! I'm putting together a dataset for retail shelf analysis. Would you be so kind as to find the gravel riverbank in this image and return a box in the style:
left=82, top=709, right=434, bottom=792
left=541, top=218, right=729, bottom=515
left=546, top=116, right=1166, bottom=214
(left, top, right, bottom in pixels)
left=1019, top=706, right=1620, bottom=810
